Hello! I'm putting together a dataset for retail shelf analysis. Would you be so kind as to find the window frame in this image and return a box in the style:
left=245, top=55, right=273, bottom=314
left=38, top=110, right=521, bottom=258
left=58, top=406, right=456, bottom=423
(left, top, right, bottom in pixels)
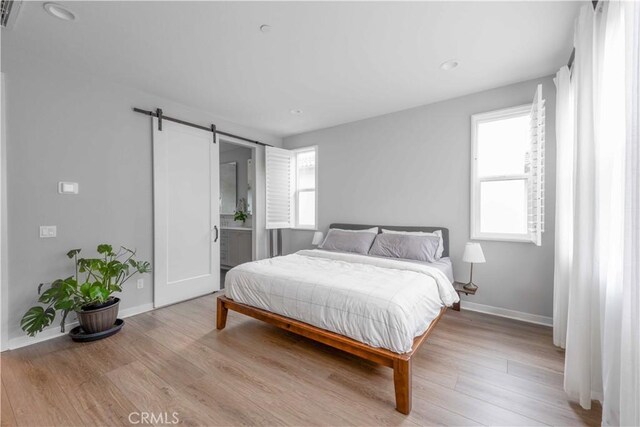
left=292, top=145, right=318, bottom=230
left=470, top=104, right=534, bottom=243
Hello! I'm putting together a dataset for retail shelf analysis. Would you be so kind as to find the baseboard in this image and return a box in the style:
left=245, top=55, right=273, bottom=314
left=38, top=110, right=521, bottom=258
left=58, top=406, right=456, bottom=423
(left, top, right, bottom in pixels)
left=461, top=301, right=553, bottom=327
left=119, top=302, right=154, bottom=318
left=5, top=302, right=155, bottom=351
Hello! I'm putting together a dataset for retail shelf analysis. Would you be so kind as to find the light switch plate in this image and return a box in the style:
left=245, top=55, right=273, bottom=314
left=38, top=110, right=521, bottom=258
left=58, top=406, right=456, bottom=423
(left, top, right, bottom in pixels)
left=39, top=226, right=57, bottom=238
left=137, top=279, right=144, bottom=289
left=58, top=182, right=79, bottom=194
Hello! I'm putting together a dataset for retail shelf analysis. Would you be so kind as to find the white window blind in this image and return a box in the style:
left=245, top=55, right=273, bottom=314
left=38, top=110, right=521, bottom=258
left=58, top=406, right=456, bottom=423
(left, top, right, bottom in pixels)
left=527, top=84, right=546, bottom=246
left=265, top=146, right=295, bottom=229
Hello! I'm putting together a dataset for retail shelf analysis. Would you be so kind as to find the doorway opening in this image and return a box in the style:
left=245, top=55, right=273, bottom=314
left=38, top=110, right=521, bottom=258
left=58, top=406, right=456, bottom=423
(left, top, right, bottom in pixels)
left=219, top=139, right=255, bottom=288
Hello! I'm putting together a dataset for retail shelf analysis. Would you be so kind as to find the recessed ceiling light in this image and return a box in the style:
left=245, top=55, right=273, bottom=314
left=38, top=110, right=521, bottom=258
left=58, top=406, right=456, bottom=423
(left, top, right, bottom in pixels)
left=43, top=3, right=76, bottom=21
left=259, top=24, right=272, bottom=33
left=290, top=109, right=303, bottom=115
left=440, top=59, right=460, bottom=71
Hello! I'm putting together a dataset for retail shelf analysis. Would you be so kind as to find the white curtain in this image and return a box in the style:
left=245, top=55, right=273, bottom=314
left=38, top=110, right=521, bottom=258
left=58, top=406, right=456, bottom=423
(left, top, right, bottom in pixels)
left=554, top=2, right=640, bottom=425
left=563, top=3, right=603, bottom=409
left=552, top=66, right=573, bottom=349
left=618, top=2, right=640, bottom=425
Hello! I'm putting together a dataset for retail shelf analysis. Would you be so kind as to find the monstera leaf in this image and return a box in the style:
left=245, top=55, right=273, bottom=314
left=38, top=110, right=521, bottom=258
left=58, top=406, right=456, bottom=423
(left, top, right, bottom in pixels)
left=134, top=261, right=152, bottom=274
left=97, top=244, right=113, bottom=255
left=20, top=306, right=56, bottom=337
left=66, top=249, right=81, bottom=259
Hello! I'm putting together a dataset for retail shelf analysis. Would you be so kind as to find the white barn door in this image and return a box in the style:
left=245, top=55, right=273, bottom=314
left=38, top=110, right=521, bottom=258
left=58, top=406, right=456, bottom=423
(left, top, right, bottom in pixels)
left=153, top=118, right=220, bottom=307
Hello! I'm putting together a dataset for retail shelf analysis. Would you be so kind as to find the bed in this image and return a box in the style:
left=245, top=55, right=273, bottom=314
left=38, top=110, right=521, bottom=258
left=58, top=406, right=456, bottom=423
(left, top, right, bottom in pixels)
left=216, top=224, right=458, bottom=414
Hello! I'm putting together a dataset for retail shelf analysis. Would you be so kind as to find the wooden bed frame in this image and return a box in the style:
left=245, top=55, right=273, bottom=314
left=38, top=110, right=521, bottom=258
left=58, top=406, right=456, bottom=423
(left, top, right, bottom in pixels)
left=216, top=295, right=447, bottom=415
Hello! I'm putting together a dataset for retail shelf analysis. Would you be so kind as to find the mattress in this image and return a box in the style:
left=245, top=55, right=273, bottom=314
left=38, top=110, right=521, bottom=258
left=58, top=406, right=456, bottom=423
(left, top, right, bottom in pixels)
left=224, top=249, right=459, bottom=353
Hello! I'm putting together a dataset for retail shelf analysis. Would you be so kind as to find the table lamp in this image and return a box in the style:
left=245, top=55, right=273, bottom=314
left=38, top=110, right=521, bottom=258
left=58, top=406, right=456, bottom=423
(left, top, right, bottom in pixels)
left=462, top=242, right=485, bottom=291
left=312, top=231, right=324, bottom=246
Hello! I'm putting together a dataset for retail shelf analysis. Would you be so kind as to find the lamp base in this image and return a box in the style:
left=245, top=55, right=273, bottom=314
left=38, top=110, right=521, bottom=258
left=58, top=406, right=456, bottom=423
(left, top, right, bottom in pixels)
left=463, top=281, right=478, bottom=292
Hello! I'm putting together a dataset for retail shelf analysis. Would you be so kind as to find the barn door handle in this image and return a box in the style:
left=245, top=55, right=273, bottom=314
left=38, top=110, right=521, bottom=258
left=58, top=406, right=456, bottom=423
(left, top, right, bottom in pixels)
left=213, top=225, right=219, bottom=243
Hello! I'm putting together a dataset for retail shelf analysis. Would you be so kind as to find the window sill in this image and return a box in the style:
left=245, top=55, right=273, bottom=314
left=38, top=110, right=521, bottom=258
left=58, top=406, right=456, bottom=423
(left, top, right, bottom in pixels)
left=470, top=234, right=536, bottom=244
left=291, top=227, right=317, bottom=231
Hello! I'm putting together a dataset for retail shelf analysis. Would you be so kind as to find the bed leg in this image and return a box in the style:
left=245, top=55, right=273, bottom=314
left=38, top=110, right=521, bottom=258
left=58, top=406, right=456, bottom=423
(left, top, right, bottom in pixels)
left=216, top=297, right=228, bottom=330
left=393, top=359, right=412, bottom=415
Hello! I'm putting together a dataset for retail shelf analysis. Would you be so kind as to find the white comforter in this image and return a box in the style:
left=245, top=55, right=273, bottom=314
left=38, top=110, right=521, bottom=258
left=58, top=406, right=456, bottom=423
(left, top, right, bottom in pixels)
left=225, top=250, right=459, bottom=353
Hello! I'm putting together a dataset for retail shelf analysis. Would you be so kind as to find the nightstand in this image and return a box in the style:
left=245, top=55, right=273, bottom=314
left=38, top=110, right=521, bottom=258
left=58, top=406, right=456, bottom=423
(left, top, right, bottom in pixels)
left=452, top=281, right=477, bottom=311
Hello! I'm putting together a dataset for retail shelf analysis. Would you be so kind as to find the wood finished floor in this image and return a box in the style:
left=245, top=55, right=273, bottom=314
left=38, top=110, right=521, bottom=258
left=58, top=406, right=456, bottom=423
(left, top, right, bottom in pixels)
left=1, top=293, right=602, bottom=426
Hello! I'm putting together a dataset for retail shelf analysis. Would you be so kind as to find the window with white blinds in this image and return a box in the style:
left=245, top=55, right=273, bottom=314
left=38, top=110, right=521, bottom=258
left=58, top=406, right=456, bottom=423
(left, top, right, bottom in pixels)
left=294, top=147, right=317, bottom=229
left=470, top=84, right=546, bottom=245
left=265, top=145, right=318, bottom=230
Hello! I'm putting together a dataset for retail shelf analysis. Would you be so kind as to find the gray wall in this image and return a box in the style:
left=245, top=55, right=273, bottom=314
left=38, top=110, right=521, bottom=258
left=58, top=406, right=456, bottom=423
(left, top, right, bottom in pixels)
left=1, top=47, right=281, bottom=345
left=283, top=76, right=556, bottom=319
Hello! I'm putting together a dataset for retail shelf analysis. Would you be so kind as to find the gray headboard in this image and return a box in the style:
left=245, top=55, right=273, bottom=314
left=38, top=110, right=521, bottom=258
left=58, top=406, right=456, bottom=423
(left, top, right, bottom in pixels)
left=329, top=224, right=450, bottom=258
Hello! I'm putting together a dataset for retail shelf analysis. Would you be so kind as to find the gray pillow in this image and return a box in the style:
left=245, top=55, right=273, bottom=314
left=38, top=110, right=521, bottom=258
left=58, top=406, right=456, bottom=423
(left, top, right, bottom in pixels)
left=319, top=229, right=377, bottom=254
left=368, top=233, right=440, bottom=262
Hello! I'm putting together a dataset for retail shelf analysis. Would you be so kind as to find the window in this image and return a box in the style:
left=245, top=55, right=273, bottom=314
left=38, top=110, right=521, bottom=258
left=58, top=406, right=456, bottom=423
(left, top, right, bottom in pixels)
left=294, top=147, right=317, bottom=229
left=471, top=85, right=545, bottom=244
left=265, top=145, right=318, bottom=230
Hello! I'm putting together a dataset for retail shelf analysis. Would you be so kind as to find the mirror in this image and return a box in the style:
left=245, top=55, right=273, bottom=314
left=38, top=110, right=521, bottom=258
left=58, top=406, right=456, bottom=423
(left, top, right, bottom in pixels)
left=220, top=162, right=237, bottom=215
left=247, top=158, right=253, bottom=214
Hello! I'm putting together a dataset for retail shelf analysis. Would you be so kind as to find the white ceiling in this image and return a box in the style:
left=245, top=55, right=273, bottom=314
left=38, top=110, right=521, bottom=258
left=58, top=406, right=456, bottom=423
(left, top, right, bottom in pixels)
left=3, top=1, right=582, bottom=137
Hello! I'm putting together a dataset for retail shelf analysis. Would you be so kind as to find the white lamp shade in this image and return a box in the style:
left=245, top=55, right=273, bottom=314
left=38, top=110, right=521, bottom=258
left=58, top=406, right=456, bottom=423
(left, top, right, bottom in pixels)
left=312, top=231, right=324, bottom=246
left=462, top=242, right=485, bottom=263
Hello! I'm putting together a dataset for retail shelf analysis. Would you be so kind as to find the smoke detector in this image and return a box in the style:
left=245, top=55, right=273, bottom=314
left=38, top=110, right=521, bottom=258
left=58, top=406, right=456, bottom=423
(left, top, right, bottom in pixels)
left=43, top=3, right=76, bottom=21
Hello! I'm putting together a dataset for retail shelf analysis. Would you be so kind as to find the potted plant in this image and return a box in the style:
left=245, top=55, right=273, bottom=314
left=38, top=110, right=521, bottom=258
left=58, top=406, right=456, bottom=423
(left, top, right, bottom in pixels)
left=20, top=244, right=151, bottom=337
left=233, top=198, right=249, bottom=226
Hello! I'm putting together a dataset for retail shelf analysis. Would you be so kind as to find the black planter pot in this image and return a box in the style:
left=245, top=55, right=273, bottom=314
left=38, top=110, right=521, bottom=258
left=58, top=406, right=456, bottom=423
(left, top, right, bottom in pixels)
left=76, top=297, right=120, bottom=334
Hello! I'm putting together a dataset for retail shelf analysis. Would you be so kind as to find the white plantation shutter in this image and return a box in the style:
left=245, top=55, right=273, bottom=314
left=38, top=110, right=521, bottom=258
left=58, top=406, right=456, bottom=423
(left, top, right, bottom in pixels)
left=527, top=84, right=546, bottom=245
left=265, top=146, right=295, bottom=229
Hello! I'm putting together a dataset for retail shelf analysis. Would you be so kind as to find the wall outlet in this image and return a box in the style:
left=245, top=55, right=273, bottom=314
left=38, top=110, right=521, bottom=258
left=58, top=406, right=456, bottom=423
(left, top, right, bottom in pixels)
left=137, top=279, right=144, bottom=289
left=39, top=226, right=57, bottom=238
